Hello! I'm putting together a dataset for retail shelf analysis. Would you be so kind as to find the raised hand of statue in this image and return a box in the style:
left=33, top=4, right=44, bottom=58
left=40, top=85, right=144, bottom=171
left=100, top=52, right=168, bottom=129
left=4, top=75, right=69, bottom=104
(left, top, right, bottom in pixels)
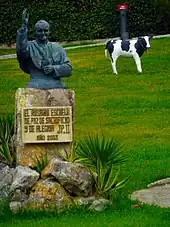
left=22, top=9, right=29, bottom=27
left=43, top=65, right=54, bottom=75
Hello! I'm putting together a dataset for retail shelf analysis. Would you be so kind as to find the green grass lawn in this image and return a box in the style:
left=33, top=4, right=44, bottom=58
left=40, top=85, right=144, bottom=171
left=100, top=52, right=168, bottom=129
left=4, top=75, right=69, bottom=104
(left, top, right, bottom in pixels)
left=0, top=40, right=103, bottom=56
left=0, top=37, right=170, bottom=226
left=0, top=48, right=16, bottom=55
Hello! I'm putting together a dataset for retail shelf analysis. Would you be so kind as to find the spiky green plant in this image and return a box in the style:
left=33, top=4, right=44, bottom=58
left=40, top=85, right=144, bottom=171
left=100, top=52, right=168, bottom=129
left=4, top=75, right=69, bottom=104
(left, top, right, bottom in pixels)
left=0, top=114, right=16, bottom=167
left=33, top=152, right=48, bottom=175
left=0, top=114, right=14, bottom=140
left=77, top=134, right=129, bottom=198
left=91, top=163, right=129, bottom=198
left=77, top=134, right=127, bottom=168
left=56, top=141, right=85, bottom=163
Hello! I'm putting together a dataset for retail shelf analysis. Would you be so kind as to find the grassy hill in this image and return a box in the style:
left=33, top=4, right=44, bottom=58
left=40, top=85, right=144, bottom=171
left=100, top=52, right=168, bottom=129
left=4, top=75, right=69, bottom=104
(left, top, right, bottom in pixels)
left=0, top=37, right=170, bottom=226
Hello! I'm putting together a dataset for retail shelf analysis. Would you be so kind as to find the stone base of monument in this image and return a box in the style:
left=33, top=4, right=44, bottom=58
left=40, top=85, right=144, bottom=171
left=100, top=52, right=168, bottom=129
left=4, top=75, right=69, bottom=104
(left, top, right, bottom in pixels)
left=0, top=88, right=111, bottom=213
left=15, top=88, right=74, bottom=167
left=0, top=160, right=110, bottom=213
left=9, top=159, right=94, bottom=212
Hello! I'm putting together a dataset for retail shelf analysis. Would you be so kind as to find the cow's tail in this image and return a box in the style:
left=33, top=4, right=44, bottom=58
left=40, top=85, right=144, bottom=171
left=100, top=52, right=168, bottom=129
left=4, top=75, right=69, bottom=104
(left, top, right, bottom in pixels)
left=105, top=49, right=108, bottom=58
left=104, top=40, right=110, bottom=59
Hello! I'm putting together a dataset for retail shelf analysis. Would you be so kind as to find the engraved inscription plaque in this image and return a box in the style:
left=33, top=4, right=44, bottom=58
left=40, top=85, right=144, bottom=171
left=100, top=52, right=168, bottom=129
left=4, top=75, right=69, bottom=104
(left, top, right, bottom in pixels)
left=21, top=106, right=72, bottom=143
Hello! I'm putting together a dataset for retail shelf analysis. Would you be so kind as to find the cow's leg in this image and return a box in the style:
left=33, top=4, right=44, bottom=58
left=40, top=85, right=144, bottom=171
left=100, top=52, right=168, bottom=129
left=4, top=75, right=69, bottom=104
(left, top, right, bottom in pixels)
left=111, top=55, right=118, bottom=74
left=133, top=54, right=142, bottom=73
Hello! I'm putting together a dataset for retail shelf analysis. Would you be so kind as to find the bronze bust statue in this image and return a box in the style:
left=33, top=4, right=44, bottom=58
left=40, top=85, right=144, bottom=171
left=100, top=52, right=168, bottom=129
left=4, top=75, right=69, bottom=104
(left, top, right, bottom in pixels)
left=16, top=9, right=72, bottom=89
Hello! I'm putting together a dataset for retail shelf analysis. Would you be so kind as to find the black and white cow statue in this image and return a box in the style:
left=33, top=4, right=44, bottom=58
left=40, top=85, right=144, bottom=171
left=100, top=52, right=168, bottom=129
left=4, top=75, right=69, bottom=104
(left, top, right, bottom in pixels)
left=105, top=36, right=152, bottom=74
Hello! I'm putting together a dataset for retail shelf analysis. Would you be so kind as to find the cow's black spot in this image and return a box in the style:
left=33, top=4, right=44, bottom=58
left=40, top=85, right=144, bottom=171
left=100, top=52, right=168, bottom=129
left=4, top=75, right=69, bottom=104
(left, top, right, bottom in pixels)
left=105, top=40, right=116, bottom=62
left=135, top=38, right=147, bottom=57
left=121, top=40, right=130, bottom=52
left=108, top=42, right=114, bottom=56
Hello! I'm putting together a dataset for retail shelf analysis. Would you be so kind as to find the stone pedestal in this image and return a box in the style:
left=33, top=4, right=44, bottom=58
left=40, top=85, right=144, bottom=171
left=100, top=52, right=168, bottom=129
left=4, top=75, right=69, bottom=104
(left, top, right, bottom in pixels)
left=15, top=88, right=74, bottom=167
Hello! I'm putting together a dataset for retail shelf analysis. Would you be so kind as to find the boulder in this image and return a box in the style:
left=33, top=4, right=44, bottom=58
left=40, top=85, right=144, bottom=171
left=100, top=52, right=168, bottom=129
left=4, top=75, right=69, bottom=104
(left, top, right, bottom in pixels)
left=26, top=179, right=74, bottom=211
left=0, top=165, right=15, bottom=198
left=10, top=201, right=26, bottom=213
left=74, top=196, right=96, bottom=206
left=89, top=198, right=110, bottom=212
left=11, top=189, right=28, bottom=202
left=147, top=178, right=170, bottom=188
left=130, top=184, right=170, bottom=208
left=42, top=159, right=94, bottom=197
left=10, top=165, right=39, bottom=192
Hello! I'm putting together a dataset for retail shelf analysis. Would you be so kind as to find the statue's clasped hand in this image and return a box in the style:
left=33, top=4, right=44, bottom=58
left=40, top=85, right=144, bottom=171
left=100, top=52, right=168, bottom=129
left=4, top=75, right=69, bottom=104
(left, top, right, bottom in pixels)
left=43, top=65, right=54, bottom=75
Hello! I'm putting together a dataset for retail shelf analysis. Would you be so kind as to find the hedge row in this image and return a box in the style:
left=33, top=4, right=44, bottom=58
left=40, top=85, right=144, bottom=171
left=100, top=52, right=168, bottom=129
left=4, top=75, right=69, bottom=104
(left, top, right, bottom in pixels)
left=0, top=0, right=170, bottom=45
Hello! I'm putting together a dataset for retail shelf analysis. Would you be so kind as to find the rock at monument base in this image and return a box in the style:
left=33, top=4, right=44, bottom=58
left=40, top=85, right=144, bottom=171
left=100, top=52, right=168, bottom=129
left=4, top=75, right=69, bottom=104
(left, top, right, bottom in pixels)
left=10, top=201, right=26, bottom=213
left=41, top=158, right=94, bottom=197
left=27, top=179, right=74, bottom=212
left=10, top=166, right=39, bottom=192
left=11, top=188, right=29, bottom=202
left=74, top=196, right=96, bottom=206
left=89, top=198, right=111, bottom=212
left=0, top=165, right=15, bottom=198
left=10, top=179, right=74, bottom=213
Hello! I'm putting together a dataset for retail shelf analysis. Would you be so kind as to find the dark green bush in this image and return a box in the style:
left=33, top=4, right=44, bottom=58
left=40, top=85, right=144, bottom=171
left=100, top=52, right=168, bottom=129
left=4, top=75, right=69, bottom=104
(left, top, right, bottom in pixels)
left=77, top=134, right=129, bottom=198
left=0, top=0, right=169, bottom=45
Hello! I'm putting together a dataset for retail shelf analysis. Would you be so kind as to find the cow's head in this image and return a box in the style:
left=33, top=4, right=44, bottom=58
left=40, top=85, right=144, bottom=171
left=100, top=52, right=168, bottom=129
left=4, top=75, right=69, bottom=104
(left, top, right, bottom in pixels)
left=144, top=35, right=153, bottom=48
left=138, top=36, right=152, bottom=49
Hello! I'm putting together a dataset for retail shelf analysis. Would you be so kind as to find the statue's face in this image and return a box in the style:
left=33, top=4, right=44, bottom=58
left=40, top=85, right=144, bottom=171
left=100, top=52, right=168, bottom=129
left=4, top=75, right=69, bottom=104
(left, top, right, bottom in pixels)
left=35, top=21, right=49, bottom=43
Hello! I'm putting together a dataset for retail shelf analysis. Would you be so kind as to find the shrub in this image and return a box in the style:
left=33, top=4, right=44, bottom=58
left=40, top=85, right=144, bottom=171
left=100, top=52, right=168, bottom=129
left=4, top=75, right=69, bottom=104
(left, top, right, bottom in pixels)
left=56, top=141, right=87, bottom=163
left=0, top=114, right=16, bottom=167
left=77, top=134, right=127, bottom=168
left=56, top=141, right=78, bottom=162
left=77, top=134, right=129, bottom=199
left=0, top=0, right=169, bottom=45
left=33, top=151, right=48, bottom=176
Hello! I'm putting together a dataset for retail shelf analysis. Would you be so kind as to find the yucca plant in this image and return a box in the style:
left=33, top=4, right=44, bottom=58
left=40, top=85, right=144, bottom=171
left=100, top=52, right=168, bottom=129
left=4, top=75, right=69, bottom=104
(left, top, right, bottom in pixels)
left=0, top=114, right=14, bottom=140
left=33, top=152, right=48, bottom=175
left=56, top=141, right=85, bottom=163
left=77, top=134, right=129, bottom=198
left=0, top=114, right=16, bottom=167
left=91, top=162, right=129, bottom=198
left=77, top=134, right=127, bottom=168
